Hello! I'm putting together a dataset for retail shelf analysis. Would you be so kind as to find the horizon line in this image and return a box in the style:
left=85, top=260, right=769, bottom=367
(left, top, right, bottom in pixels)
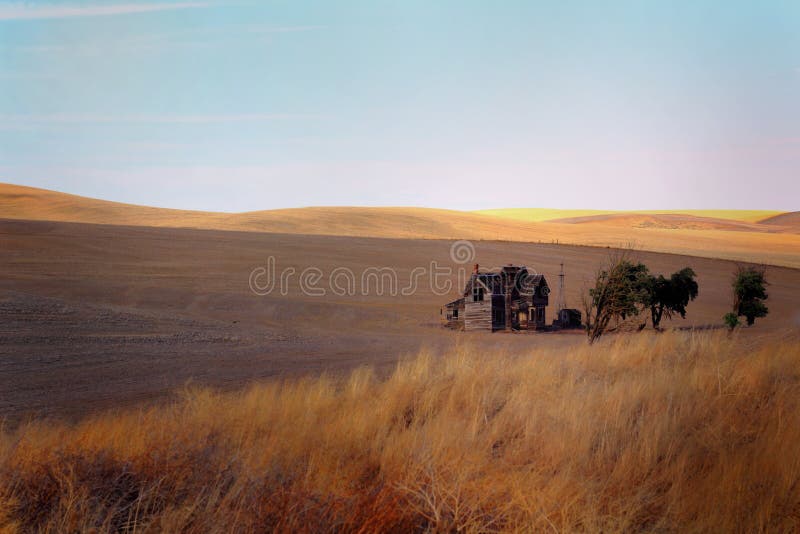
left=0, top=182, right=790, bottom=216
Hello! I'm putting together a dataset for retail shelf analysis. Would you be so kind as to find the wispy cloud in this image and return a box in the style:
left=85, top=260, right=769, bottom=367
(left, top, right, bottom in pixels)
left=0, top=113, right=326, bottom=126
left=6, top=22, right=325, bottom=55
left=0, top=2, right=209, bottom=21
left=130, top=24, right=326, bottom=46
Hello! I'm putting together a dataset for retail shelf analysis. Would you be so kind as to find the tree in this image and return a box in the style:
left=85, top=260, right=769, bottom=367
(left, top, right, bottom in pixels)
left=723, top=312, right=740, bottom=331
left=732, top=266, right=769, bottom=326
left=583, top=254, right=650, bottom=344
left=644, top=267, right=699, bottom=330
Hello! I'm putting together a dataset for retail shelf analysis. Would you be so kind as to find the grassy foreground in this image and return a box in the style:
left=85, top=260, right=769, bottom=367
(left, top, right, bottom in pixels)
left=2, top=332, right=799, bottom=532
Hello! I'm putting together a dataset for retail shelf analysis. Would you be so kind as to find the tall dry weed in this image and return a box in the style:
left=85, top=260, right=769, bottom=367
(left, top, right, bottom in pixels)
left=1, top=331, right=799, bottom=532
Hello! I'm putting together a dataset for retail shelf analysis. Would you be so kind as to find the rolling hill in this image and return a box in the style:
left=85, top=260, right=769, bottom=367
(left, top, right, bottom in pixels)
left=542, top=213, right=785, bottom=233
left=759, top=211, right=800, bottom=228
left=2, top=182, right=799, bottom=268
left=474, top=208, right=783, bottom=223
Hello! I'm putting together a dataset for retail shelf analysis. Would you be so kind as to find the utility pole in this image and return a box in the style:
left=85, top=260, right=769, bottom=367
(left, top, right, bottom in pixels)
left=557, top=262, right=566, bottom=314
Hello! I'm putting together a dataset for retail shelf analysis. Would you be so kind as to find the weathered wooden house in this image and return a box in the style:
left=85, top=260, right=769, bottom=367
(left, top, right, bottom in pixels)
left=442, top=264, right=549, bottom=332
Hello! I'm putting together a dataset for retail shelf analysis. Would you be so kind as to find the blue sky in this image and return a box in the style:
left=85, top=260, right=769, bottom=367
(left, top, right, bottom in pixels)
left=1, top=1, right=798, bottom=212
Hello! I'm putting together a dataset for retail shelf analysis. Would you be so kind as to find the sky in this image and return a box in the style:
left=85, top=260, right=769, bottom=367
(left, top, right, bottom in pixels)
left=0, top=1, right=798, bottom=212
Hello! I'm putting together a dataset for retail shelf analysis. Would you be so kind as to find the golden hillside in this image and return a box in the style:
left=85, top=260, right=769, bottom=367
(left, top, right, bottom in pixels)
left=474, top=207, right=783, bottom=223
left=2, top=183, right=799, bottom=268
left=543, top=213, right=784, bottom=232
left=760, top=211, right=800, bottom=228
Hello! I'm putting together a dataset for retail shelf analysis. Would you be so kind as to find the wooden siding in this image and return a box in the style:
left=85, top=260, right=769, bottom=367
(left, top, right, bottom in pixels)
left=445, top=265, right=551, bottom=333
left=442, top=298, right=465, bottom=330
left=464, top=300, right=492, bottom=331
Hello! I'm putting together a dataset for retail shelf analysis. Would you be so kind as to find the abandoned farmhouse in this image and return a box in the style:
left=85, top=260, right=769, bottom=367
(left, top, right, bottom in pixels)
left=441, top=264, right=581, bottom=332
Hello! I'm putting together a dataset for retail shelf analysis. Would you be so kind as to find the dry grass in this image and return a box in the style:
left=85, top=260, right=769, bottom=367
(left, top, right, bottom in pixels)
left=2, top=331, right=799, bottom=532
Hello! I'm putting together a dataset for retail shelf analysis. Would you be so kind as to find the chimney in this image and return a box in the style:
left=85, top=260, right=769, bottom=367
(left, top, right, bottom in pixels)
left=473, top=263, right=479, bottom=274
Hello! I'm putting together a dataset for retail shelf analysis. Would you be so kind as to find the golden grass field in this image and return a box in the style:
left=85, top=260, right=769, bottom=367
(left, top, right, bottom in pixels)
left=2, top=332, right=799, bottom=532
left=2, top=183, right=800, bottom=268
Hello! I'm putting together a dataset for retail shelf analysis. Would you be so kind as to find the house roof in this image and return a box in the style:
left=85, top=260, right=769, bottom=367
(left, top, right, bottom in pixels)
left=527, top=274, right=545, bottom=285
left=445, top=297, right=464, bottom=307
left=460, top=266, right=548, bottom=299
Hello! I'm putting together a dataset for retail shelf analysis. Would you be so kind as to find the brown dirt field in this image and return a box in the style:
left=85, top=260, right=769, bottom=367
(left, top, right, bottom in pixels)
left=3, top=183, right=800, bottom=268
left=760, top=211, right=800, bottom=228
left=2, top=218, right=799, bottom=425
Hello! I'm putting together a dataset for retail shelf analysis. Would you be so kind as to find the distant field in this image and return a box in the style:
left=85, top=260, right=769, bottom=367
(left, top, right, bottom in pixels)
left=2, top=218, right=800, bottom=423
left=760, top=211, right=800, bottom=226
left=474, top=208, right=783, bottom=223
left=474, top=208, right=617, bottom=221
left=2, top=183, right=800, bottom=267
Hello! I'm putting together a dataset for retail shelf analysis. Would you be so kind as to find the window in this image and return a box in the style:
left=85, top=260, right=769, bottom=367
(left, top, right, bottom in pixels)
left=472, top=286, right=484, bottom=302
left=453, top=308, right=459, bottom=319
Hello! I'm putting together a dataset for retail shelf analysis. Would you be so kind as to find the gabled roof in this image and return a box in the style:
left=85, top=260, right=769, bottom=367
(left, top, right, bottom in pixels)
left=460, top=266, right=548, bottom=298
left=445, top=297, right=464, bottom=307
left=527, top=274, right=546, bottom=285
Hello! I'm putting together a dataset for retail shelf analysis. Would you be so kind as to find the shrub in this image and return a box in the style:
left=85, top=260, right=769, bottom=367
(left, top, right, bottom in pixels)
left=723, top=312, right=740, bottom=331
